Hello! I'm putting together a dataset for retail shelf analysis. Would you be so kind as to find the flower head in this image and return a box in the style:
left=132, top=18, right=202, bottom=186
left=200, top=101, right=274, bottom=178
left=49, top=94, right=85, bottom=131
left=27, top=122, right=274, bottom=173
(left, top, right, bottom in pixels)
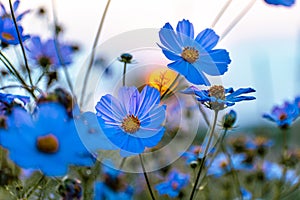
left=96, top=85, right=166, bottom=157
left=263, top=101, right=299, bottom=129
left=155, top=170, right=189, bottom=198
left=0, top=0, right=30, bottom=21
left=222, top=109, right=237, bottom=129
left=264, top=0, right=295, bottom=6
left=181, top=145, right=202, bottom=167
left=182, top=85, right=256, bottom=111
left=0, top=18, right=29, bottom=46
left=158, top=19, right=231, bottom=85
left=26, top=36, right=74, bottom=69
left=0, top=103, right=94, bottom=176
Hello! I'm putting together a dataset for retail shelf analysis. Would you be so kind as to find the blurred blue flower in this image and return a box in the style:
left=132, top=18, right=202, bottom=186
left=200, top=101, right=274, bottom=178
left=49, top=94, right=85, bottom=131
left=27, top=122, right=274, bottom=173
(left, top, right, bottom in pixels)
left=181, top=145, right=202, bottom=165
left=96, top=86, right=166, bottom=157
left=0, top=18, right=29, bottom=46
left=262, top=161, right=299, bottom=185
left=155, top=170, right=189, bottom=198
left=26, top=36, right=73, bottom=69
left=0, top=103, right=94, bottom=176
left=240, top=187, right=252, bottom=200
left=158, top=19, right=231, bottom=85
left=264, top=0, right=295, bottom=6
left=222, top=109, right=237, bottom=129
left=263, top=101, right=299, bottom=129
left=182, top=85, right=256, bottom=111
left=207, top=153, right=251, bottom=177
left=0, top=92, right=29, bottom=114
left=94, top=162, right=134, bottom=200
left=0, top=0, right=30, bottom=21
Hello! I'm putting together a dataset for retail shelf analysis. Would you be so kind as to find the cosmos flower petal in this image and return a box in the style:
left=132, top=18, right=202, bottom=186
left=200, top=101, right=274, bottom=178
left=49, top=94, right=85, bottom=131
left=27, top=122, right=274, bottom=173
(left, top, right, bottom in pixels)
left=137, top=85, right=161, bottom=119
left=158, top=43, right=182, bottom=61
left=264, top=0, right=295, bottom=6
left=199, top=49, right=230, bottom=76
left=226, top=88, right=256, bottom=98
left=140, top=105, right=166, bottom=127
left=195, top=28, right=219, bottom=50
left=96, top=94, right=126, bottom=122
left=167, top=59, right=188, bottom=76
left=118, top=86, right=139, bottom=114
left=140, top=127, right=165, bottom=147
left=176, top=19, right=194, bottom=44
left=159, top=23, right=182, bottom=53
left=186, top=63, right=211, bottom=85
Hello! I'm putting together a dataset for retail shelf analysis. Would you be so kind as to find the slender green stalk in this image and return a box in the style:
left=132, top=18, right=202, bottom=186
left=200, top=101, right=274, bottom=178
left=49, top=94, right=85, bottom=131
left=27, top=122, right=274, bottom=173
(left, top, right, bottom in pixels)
left=189, top=110, right=219, bottom=200
left=25, top=174, right=45, bottom=199
left=8, top=0, right=33, bottom=87
left=80, top=0, right=111, bottom=108
left=51, top=0, right=74, bottom=95
left=139, top=154, right=156, bottom=200
left=211, top=0, right=233, bottom=28
left=122, top=62, right=127, bottom=86
left=160, top=74, right=180, bottom=100
left=220, top=0, right=257, bottom=41
left=221, top=143, right=243, bottom=200
left=119, top=157, right=127, bottom=170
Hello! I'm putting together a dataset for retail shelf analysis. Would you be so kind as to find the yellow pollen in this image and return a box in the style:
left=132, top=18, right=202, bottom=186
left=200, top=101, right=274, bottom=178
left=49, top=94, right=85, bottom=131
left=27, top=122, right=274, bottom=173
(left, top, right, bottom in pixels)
left=181, top=47, right=199, bottom=63
left=208, top=85, right=226, bottom=110
left=36, top=134, right=59, bottom=153
left=220, top=161, right=228, bottom=168
left=1, top=32, right=14, bottom=41
left=279, top=113, right=287, bottom=121
left=121, top=115, right=140, bottom=134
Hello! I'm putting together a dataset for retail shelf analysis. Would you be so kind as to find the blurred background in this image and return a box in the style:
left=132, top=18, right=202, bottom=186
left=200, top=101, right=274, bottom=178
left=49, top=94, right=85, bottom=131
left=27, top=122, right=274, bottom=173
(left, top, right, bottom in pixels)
left=6, top=0, right=300, bottom=128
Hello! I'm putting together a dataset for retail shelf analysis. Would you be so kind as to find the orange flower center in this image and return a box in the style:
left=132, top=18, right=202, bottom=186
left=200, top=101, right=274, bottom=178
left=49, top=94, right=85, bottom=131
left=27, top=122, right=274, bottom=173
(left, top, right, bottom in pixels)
left=181, top=47, right=199, bottom=63
left=1, top=32, right=15, bottom=41
left=36, top=134, right=59, bottom=153
left=279, top=113, right=287, bottom=121
left=121, top=115, right=140, bottom=134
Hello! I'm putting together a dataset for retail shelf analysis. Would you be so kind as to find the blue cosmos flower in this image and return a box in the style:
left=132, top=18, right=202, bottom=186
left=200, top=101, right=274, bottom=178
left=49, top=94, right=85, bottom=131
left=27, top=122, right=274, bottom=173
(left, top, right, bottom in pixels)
left=207, top=153, right=251, bottom=177
left=94, top=162, right=134, bottom=200
left=264, top=0, right=295, bottom=6
left=0, top=103, right=94, bottom=176
left=0, top=0, right=30, bottom=21
left=182, top=85, right=256, bottom=111
left=0, top=92, right=29, bottom=114
left=95, top=85, right=166, bottom=157
left=158, top=19, right=231, bottom=85
left=155, top=170, right=189, bottom=198
left=26, top=36, right=73, bottom=69
left=0, top=18, right=29, bottom=45
left=240, top=187, right=252, bottom=200
left=181, top=145, right=202, bottom=165
left=262, top=161, right=299, bottom=185
left=263, top=101, right=299, bottom=129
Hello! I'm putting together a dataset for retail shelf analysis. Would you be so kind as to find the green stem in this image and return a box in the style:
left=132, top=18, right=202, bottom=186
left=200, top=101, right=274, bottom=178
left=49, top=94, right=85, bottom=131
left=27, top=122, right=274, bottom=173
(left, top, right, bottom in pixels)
left=220, top=0, right=257, bottom=41
left=139, top=154, right=156, bottom=200
left=8, top=0, right=33, bottom=87
left=211, top=0, right=233, bottom=28
left=160, top=73, right=180, bottom=100
left=51, top=0, right=75, bottom=96
left=189, top=110, right=219, bottom=200
left=80, top=0, right=111, bottom=108
left=122, top=62, right=127, bottom=86
left=25, top=174, right=45, bottom=199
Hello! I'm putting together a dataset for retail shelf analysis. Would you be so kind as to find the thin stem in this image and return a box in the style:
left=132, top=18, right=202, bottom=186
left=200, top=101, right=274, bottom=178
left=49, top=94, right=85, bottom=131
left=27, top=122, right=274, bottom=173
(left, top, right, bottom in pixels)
left=139, top=154, right=156, bottom=200
left=51, top=0, right=74, bottom=95
left=211, top=0, right=233, bottom=28
left=221, top=143, right=243, bottom=200
left=122, top=62, right=127, bottom=86
left=189, top=110, right=219, bottom=200
left=220, top=0, right=256, bottom=41
left=0, top=84, right=43, bottom=95
left=8, top=0, right=33, bottom=87
left=198, top=103, right=210, bottom=127
left=80, top=0, right=111, bottom=108
left=160, top=74, right=180, bottom=100
left=119, top=157, right=127, bottom=170
left=25, top=174, right=45, bottom=199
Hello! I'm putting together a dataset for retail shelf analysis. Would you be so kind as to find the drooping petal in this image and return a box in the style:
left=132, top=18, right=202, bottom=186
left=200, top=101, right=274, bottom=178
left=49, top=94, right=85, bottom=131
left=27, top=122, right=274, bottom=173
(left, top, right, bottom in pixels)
left=159, top=23, right=182, bottom=53
left=176, top=19, right=194, bottom=45
left=167, top=59, right=189, bottom=77
left=185, top=63, right=211, bottom=86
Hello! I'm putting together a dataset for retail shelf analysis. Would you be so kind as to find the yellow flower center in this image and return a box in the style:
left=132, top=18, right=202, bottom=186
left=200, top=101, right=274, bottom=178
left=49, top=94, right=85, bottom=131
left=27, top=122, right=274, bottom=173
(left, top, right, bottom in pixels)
left=181, top=47, right=199, bottom=63
left=208, top=85, right=226, bottom=110
left=219, top=160, right=228, bottom=168
left=36, top=134, right=59, bottom=153
left=1, top=32, right=15, bottom=41
left=279, top=113, right=287, bottom=121
left=121, top=115, right=140, bottom=134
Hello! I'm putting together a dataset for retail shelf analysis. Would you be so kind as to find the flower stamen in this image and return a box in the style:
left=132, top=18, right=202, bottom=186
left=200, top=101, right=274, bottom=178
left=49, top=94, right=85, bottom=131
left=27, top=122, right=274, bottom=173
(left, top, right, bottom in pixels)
left=36, top=134, right=59, bottom=153
left=121, top=114, right=140, bottom=134
left=181, top=47, right=199, bottom=64
left=1, top=32, right=14, bottom=41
